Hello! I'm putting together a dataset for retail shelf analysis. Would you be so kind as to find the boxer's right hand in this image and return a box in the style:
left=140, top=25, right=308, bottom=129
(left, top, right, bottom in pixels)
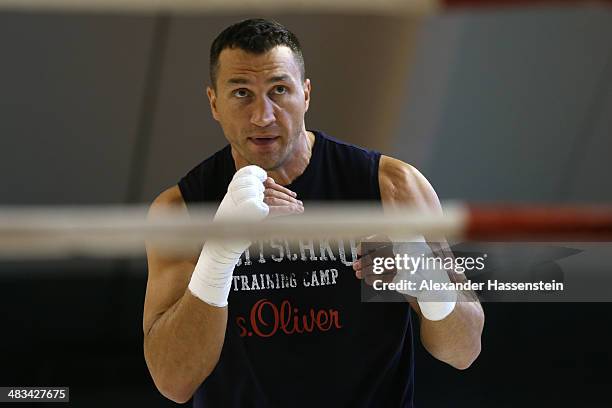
left=214, top=165, right=270, bottom=222
left=188, top=165, right=277, bottom=307
left=188, top=166, right=303, bottom=307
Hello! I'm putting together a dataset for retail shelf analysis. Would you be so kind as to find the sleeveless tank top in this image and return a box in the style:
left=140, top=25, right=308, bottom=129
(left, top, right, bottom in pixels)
left=178, top=130, right=414, bottom=408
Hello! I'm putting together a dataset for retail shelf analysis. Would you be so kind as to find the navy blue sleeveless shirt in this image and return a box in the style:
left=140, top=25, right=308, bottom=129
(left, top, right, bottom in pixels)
left=178, top=130, right=414, bottom=407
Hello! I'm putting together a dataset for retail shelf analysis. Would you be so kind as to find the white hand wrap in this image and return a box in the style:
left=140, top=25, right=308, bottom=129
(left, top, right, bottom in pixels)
left=391, top=235, right=457, bottom=321
left=188, top=165, right=269, bottom=307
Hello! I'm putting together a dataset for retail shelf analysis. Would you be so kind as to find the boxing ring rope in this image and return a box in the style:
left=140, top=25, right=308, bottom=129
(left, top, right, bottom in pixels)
left=1, top=204, right=611, bottom=259
left=0, top=0, right=439, bottom=15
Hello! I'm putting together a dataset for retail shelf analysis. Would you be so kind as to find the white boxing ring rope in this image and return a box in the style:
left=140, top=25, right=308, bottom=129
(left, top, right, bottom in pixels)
left=0, top=0, right=439, bottom=15
left=0, top=204, right=465, bottom=259
left=1, top=203, right=612, bottom=259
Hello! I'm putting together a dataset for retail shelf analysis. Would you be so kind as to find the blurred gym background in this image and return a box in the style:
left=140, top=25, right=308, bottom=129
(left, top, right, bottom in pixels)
left=1, top=0, right=611, bottom=406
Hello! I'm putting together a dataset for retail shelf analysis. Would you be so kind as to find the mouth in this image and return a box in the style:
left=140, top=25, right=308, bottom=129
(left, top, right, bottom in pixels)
left=248, top=136, right=280, bottom=146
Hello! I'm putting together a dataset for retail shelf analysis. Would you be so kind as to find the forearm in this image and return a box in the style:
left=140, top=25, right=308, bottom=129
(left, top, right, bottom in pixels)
left=143, top=167, right=288, bottom=403
left=418, top=295, right=484, bottom=369
left=144, top=290, right=227, bottom=403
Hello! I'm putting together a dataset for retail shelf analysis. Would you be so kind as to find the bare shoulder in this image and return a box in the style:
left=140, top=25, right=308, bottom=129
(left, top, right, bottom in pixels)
left=149, top=185, right=186, bottom=213
left=146, top=185, right=197, bottom=259
left=378, top=155, right=442, bottom=213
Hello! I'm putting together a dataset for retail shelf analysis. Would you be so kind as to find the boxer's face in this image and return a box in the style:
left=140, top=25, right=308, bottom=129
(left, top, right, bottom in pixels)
left=207, top=46, right=310, bottom=170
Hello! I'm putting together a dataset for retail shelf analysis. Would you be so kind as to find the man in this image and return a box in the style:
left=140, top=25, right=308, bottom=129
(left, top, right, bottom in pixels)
left=143, top=18, right=484, bottom=407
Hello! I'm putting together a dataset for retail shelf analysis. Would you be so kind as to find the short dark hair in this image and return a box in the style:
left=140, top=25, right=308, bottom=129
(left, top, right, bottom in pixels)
left=209, top=18, right=305, bottom=88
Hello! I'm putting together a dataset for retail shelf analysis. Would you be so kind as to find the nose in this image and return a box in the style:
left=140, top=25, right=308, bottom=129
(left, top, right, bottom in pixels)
left=250, top=95, right=275, bottom=127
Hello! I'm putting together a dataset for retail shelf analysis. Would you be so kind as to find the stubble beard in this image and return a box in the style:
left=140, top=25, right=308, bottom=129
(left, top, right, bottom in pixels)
left=247, top=129, right=302, bottom=171
left=264, top=129, right=303, bottom=171
left=235, top=139, right=283, bottom=171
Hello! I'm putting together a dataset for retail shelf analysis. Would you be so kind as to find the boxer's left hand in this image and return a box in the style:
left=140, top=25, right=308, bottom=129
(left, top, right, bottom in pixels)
left=355, top=235, right=457, bottom=320
left=353, top=234, right=398, bottom=286
left=263, top=177, right=304, bottom=218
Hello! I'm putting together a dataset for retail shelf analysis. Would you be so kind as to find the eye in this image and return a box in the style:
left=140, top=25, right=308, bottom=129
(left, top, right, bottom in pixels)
left=272, top=85, right=287, bottom=95
left=233, top=88, right=249, bottom=98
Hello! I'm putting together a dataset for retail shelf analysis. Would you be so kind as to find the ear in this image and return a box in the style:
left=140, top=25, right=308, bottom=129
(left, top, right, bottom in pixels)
left=303, top=78, right=311, bottom=112
left=206, top=86, right=220, bottom=121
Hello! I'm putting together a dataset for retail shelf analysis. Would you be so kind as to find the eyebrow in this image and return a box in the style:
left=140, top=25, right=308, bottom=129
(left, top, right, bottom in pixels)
left=226, top=75, right=290, bottom=85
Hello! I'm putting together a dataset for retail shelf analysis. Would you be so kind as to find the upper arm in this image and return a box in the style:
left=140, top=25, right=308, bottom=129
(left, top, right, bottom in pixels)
left=143, top=186, right=200, bottom=336
left=378, top=155, right=447, bottom=317
left=378, top=155, right=442, bottom=215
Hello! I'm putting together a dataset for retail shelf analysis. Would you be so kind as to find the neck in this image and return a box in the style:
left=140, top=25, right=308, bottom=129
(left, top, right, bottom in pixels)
left=268, top=130, right=315, bottom=185
left=233, top=130, right=315, bottom=185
